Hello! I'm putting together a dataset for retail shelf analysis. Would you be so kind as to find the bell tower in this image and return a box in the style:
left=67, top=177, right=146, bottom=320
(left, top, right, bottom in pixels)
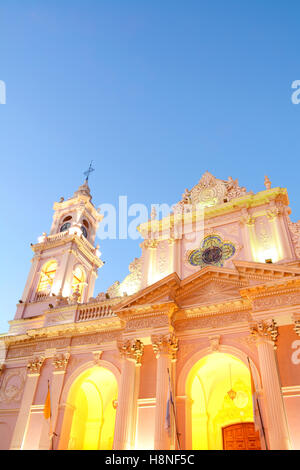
left=14, top=177, right=103, bottom=320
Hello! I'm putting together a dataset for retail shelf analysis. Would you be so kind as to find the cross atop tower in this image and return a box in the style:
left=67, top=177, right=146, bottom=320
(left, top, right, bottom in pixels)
left=84, top=161, right=95, bottom=182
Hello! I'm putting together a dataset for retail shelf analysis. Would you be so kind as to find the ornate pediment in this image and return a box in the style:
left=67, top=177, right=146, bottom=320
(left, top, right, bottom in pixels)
left=178, top=279, right=243, bottom=307
left=174, top=172, right=250, bottom=211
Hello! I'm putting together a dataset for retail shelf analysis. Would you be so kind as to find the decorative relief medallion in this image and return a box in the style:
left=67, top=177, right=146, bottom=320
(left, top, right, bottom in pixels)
left=0, top=369, right=26, bottom=403
left=187, top=235, right=236, bottom=268
left=118, top=339, right=144, bottom=364
left=250, top=319, right=278, bottom=349
left=151, top=334, right=178, bottom=361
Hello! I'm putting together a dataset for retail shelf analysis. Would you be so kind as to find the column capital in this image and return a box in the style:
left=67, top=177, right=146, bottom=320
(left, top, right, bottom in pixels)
left=52, top=352, right=70, bottom=372
left=141, top=239, right=159, bottom=250
left=151, top=333, right=178, bottom=361
left=239, top=214, right=255, bottom=226
left=249, top=319, right=278, bottom=349
left=294, top=320, right=300, bottom=337
left=293, top=313, right=300, bottom=336
left=239, top=208, right=255, bottom=226
left=118, top=339, right=144, bottom=364
left=266, top=208, right=281, bottom=220
left=27, top=356, right=45, bottom=376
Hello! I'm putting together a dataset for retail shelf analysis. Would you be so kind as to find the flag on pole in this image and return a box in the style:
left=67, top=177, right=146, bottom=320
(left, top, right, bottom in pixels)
left=247, top=358, right=262, bottom=433
left=247, top=357, right=268, bottom=450
left=44, top=380, right=54, bottom=448
left=165, top=370, right=174, bottom=437
left=44, top=381, right=51, bottom=420
left=165, top=393, right=171, bottom=437
left=165, top=368, right=181, bottom=450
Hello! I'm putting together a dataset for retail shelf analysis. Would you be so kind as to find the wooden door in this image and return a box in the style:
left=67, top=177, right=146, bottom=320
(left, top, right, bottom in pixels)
left=222, top=422, right=261, bottom=450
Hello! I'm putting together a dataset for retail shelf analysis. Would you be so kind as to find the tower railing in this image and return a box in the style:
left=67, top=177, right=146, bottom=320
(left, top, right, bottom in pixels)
left=37, top=231, right=97, bottom=254
left=34, top=291, right=50, bottom=302
left=76, top=304, right=115, bottom=322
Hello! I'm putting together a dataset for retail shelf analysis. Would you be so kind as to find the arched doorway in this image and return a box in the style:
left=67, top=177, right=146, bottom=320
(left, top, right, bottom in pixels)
left=62, top=366, right=118, bottom=450
left=186, top=352, right=260, bottom=450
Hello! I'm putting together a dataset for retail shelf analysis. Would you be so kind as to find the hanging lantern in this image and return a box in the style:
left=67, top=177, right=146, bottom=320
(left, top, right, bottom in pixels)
left=227, top=364, right=236, bottom=400
left=227, top=388, right=237, bottom=400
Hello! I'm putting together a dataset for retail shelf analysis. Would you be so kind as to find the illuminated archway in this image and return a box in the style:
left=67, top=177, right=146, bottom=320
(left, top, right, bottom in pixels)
left=186, top=353, right=256, bottom=450
left=71, top=265, right=86, bottom=301
left=63, top=366, right=118, bottom=450
left=37, top=260, right=57, bottom=293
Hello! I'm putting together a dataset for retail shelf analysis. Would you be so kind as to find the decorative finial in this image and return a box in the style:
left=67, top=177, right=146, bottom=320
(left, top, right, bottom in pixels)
left=84, top=161, right=95, bottom=182
left=150, top=206, right=157, bottom=221
left=264, top=175, right=271, bottom=190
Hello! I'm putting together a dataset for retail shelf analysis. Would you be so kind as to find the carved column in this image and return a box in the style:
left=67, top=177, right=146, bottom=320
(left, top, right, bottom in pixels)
left=267, top=207, right=294, bottom=260
left=239, top=210, right=255, bottom=260
left=10, top=356, right=45, bottom=450
left=113, top=339, right=144, bottom=450
left=152, top=334, right=178, bottom=450
left=168, top=238, right=181, bottom=278
left=39, top=353, right=70, bottom=450
left=250, top=320, right=291, bottom=450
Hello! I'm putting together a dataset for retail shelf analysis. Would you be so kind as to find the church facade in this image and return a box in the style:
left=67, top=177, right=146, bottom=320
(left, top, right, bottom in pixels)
left=1, top=172, right=300, bottom=450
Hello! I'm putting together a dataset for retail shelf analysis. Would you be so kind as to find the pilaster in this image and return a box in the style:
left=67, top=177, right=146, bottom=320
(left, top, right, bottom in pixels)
left=10, top=356, right=45, bottom=450
left=39, top=352, right=70, bottom=450
left=250, top=319, right=291, bottom=450
left=152, top=333, right=178, bottom=450
left=113, top=339, right=144, bottom=450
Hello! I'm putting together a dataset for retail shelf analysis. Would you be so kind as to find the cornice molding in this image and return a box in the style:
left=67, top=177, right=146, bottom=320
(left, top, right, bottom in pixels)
left=31, top=233, right=103, bottom=268
left=138, top=187, right=289, bottom=237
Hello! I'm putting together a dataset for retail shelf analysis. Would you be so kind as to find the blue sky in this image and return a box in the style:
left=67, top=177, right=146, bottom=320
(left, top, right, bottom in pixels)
left=0, top=0, right=300, bottom=333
